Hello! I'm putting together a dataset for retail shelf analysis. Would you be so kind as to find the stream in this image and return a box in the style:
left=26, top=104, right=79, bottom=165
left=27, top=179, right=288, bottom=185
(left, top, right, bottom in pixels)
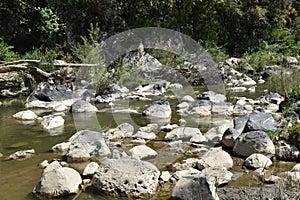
left=0, top=83, right=296, bottom=200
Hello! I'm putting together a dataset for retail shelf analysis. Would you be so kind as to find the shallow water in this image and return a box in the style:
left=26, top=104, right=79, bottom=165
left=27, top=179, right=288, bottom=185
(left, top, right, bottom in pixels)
left=0, top=84, right=294, bottom=200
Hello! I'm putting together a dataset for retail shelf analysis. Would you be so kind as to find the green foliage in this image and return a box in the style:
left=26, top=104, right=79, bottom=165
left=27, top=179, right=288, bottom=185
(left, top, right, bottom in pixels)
left=22, top=49, right=58, bottom=72
left=0, top=37, right=19, bottom=61
left=289, top=85, right=300, bottom=100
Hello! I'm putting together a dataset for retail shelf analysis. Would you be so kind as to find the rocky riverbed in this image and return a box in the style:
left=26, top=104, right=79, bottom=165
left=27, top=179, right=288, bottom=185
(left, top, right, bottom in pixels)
left=0, top=54, right=300, bottom=200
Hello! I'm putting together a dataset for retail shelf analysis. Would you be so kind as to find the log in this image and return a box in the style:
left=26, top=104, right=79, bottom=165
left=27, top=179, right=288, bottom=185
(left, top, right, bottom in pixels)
left=0, top=60, right=99, bottom=68
left=0, top=65, right=51, bottom=81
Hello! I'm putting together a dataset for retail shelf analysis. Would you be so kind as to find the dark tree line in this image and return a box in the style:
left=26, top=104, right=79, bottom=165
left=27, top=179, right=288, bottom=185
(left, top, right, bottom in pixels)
left=1, top=0, right=300, bottom=56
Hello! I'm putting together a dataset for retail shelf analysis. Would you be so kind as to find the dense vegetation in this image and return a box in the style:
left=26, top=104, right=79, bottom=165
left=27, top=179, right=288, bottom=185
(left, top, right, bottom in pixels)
left=0, top=0, right=300, bottom=64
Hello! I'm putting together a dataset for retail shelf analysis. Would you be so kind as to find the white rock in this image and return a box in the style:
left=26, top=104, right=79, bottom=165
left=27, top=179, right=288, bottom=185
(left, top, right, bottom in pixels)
left=160, top=171, right=172, bottom=182
left=244, top=153, right=272, bottom=169
left=13, top=110, right=38, bottom=120
left=128, top=145, right=157, bottom=160
left=197, top=148, right=233, bottom=170
left=182, top=95, right=195, bottom=102
left=41, top=115, right=64, bottom=130
left=201, top=167, right=233, bottom=186
left=43, top=161, right=62, bottom=175
left=51, top=142, right=71, bottom=155
left=165, top=127, right=201, bottom=140
left=291, top=163, right=300, bottom=172
left=39, top=160, right=49, bottom=169
left=83, top=162, right=100, bottom=176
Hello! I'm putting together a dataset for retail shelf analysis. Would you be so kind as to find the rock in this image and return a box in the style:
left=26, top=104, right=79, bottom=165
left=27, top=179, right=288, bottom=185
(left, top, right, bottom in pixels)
left=182, top=95, right=195, bottom=102
left=104, top=123, right=134, bottom=140
left=139, top=123, right=159, bottom=133
left=234, top=114, right=249, bottom=133
left=274, top=136, right=300, bottom=161
left=5, top=149, right=35, bottom=160
left=225, top=57, right=241, bottom=66
left=83, top=162, right=100, bottom=177
left=201, top=167, right=233, bottom=186
left=43, top=161, right=62, bottom=175
left=187, top=100, right=212, bottom=116
left=39, top=160, right=49, bottom=169
left=53, top=104, right=68, bottom=112
left=177, top=101, right=190, bottom=109
left=132, top=131, right=156, bottom=140
left=204, top=125, right=232, bottom=146
left=211, top=102, right=234, bottom=115
left=197, top=148, right=233, bottom=170
left=244, top=153, right=272, bottom=169
left=143, top=98, right=171, bottom=118
left=128, top=145, right=158, bottom=160
left=33, top=167, right=82, bottom=198
left=13, top=110, right=38, bottom=120
left=93, top=159, right=160, bottom=198
left=190, top=134, right=206, bottom=144
left=70, top=100, right=98, bottom=112
left=160, top=171, right=172, bottom=182
left=110, top=149, right=129, bottom=159
left=171, top=176, right=219, bottom=200
left=0, top=72, right=31, bottom=97
left=27, top=82, right=73, bottom=102
left=242, top=63, right=254, bottom=75
left=173, top=158, right=200, bottom=171
left=254, top=168, right=281, bottom=183
left=286, top=56, right=298, bottom=67
left=95, top=84, right=129, bottom=103
left=243, top=111, right=277, bottom=132
left=174, top=168, right=202, bottom=180
left=41, top=115, right=64, bottom=130
left=222, top=128, right=240, bottom=148
left=165, top=127, right=202, bottom=141
left=51, top=142, right=71, bottom=155
left=66, top=130, right=111, bottom=162
left=281, top=171, right=300, bottom=185
left=233, top=131, right=275, bottom=157
left=291, top=163, right=300, bottom=172
left=160, top=124, right=179, bottom=132
left=197, top=91, right=226, bottom=103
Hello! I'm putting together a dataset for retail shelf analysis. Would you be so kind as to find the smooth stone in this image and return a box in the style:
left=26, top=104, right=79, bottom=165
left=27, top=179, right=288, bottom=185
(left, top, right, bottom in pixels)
left=128, top=145, right=158, bottom=160
left=244, top=153, right=272, bottom=169
left=83, top=162, right=100, bottom=176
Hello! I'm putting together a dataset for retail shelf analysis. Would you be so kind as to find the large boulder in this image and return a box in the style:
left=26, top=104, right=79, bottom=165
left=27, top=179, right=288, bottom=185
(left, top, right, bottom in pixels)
left=204, top=125, right=232, bottom=146
left=243, top=111, right=277, bottom=132
left=27, top=82, right=73, bottom=102
left=0, top=72, right=31, bottom=97
left=70, top=100, right=98, bottom=112
left=165, top=127, right=202, bottom=141
left=13, top=110, right=38, bottom=120
left=197, top=148, right=233, bottom=170
left=66, top=130, right=111, bottom=162
left=222, top=128, right=240, bottom=148
left=171, top=176, right=219, bottom=200
left=233, top=131, right=275, bottom=157
left=93, top=159, right=160, bottom=198
left=33, top=167, right=82, bottom=198
left=234, top=114, right=249, bottom=133
left=143, top=98, right=171, bottom=118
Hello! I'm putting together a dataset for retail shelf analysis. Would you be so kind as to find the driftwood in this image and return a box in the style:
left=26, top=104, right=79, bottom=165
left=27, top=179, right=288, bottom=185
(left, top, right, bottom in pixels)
left=0, top=60, right=98, bottom=81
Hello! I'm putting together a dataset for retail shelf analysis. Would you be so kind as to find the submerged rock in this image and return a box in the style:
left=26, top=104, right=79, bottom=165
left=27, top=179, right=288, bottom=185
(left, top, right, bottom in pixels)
left=5, top=149, right=35, bottom=160
left=33, top=167, right=82, bottom=198
left=93, top=159, right=160, bottom=198
left=13, top=110, right=38, bottom=120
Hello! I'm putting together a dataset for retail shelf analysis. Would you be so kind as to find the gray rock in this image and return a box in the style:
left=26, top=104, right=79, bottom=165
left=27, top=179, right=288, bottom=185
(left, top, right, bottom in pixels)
left=143, top=98, right=171, bottom=118
left=244, top=153, right=272, bottom=169
left=274, top=136, right=300, bottom=161
left=104, top=123, right=134, bottom=139
left=222, top=128, right=240, bottom=148
left=128, top=145, right=157, bottom=160
left=66, top=130, right=111, bottom=162
left=13, top=110, right=38, bottom=120
left=83, top=162, right=100, bottom=176
left=201, top=167, right=233, bottom=186
left=5, top=149, right=35, bottom=160
left=0, top=72, right=31, bottom=97
left=233, top=131, right=275, bottom=157
left=197, top=148, right=233, bottom=170
left=165, top=127, right=201, bottom=141
left=33, top=167, right=82, bottom=197
left=234, top=114, right=249, bottom=133
left=243, top=111, right=277, bottom=132
left=204, top=125, right=232, bottom=146
left=171, top=176, right=219, bottom=200
left=41, top=114, right=64, bottom=130
left=93, top=159, right=160, bottom=198
left=70, top=100, right=98, bottom=112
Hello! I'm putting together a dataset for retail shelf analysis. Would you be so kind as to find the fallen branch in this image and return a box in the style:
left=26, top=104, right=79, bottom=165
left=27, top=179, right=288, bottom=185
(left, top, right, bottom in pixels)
left=0, top=60, right=99, bottom=68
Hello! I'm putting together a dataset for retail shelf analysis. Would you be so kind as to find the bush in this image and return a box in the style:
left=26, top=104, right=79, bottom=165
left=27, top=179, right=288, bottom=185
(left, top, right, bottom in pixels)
left=0, top=37, right=19, bottom=61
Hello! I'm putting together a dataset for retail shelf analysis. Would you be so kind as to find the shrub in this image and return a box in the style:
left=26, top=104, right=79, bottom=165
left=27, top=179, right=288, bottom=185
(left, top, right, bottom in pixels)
left=0, top=37, right=19, bottom=61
